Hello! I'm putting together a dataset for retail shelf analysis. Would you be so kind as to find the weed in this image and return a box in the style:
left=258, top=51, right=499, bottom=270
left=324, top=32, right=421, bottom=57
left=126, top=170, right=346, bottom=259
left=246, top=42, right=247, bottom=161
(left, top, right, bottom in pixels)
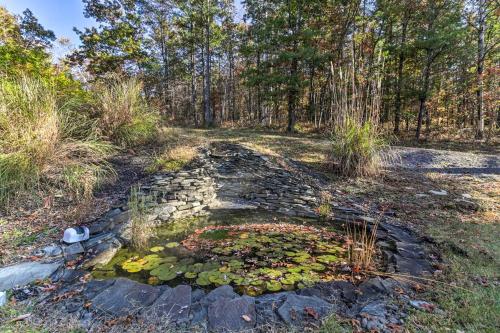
left=93, top=76, right=159, bottom=147
left=345, top=217, right=380, bottom=271
left=317, top=203, right=332, bottom=219
left=128, top=186, right=155, bottom=251
left=329, top=118, right=389, bottom=177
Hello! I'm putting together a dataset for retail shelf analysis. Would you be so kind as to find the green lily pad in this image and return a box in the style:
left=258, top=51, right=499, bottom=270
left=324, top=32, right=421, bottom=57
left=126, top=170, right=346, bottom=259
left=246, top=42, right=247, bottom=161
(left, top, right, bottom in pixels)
left=150, top=263, right=177, bottom=281
left=266, top=281, right=282, bottom=291
left=196, top=272, right=211, bottom=286
left=185, top=271, right=198, bottom=279
left=150, top=246, right=165, bottom=252
left=316, top=255, right=339, bottom=264
left=165, top=242, right=179, bottom=248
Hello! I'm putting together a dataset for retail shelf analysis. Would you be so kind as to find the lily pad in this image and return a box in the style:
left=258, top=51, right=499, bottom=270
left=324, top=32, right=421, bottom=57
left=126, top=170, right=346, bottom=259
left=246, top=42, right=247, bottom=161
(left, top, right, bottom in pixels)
left=165, top=242, right=180, bottom=248
left=150, top=246, right=165, bottom=252
left=316, top=255, right=339, bottom=264
left=266, top=281, right=282, bottom=292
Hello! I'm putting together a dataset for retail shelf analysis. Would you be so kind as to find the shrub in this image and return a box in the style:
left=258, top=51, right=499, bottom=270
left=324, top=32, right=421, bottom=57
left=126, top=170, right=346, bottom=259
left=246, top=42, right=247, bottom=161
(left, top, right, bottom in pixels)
left=329, top=118, right=388, bottom=177
left=93, top=77, right=159, bottom=147
left=0, top=76, right=114, bottom=207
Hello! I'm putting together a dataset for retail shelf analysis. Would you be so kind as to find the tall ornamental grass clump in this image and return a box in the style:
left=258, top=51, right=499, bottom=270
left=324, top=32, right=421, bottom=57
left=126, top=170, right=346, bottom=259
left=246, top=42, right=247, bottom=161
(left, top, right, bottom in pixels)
left=330, top=118, right=388, bottom=177
left=93, top=77, right=159, bottom=147
left=0, top=77, right=114, bottom=207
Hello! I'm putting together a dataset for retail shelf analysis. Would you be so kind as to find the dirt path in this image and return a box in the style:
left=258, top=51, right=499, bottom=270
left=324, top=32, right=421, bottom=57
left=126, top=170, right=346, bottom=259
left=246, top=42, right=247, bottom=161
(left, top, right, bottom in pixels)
left=390, top=146, right=500, bottom=178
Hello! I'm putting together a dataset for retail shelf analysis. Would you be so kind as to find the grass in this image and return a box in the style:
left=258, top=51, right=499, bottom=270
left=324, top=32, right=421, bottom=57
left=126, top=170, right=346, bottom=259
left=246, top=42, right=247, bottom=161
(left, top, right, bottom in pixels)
left=145, top=128, right=202, bottom=174
left=346, top=218, right=380, bottom=272
left=128, top=186, right=155, bottom=251
left=0, top=76, right=115, bottom=208
left=329, top=118, right=389, bottom=177
left=93, top=76, right=159, bottom=147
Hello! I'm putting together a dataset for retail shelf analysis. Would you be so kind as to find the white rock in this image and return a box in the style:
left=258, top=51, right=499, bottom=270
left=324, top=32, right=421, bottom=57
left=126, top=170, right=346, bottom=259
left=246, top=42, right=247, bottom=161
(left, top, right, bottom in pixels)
left=429, top=189, right=448, bottom=196
left=0, top=291, right=6, bottom=307
left=0, top=261, right=61, bottom=291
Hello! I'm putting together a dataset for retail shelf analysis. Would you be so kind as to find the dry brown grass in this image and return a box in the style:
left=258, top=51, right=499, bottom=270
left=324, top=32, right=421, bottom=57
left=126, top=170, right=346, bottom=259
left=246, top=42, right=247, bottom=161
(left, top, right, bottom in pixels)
left=128, top=186, right=155, bottom=251
left=345, top=218, right=380, bottom=271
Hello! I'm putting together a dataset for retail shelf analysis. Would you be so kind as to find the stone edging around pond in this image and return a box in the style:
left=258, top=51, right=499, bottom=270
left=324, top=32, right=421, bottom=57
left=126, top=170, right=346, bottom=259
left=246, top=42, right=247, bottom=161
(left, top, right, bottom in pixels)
left=0, top=143, right=438, bottom=332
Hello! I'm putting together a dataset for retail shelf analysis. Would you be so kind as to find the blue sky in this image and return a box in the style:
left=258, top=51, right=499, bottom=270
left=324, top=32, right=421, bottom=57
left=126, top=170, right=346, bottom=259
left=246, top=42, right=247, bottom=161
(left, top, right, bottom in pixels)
left=1, top=0, right=96, bottom=48
left=1, top=0, right=245, bottom=49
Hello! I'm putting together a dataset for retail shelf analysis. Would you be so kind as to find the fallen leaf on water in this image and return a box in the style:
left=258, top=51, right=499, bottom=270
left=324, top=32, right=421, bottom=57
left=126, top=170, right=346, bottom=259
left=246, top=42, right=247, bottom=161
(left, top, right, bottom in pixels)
left=242, top=315, right=251, bottom=322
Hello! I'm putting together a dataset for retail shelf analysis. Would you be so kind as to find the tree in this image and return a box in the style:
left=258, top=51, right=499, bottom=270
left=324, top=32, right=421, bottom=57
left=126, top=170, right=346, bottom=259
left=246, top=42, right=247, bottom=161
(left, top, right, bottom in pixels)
left=19, top=9, right=56, bottom=49
left=71, top=0, right=146, bottom=76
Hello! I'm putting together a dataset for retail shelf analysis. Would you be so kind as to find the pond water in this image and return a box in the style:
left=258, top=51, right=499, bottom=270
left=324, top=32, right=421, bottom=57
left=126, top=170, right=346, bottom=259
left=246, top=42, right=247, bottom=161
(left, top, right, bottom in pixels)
left=92, top=209, right=349, bottom=296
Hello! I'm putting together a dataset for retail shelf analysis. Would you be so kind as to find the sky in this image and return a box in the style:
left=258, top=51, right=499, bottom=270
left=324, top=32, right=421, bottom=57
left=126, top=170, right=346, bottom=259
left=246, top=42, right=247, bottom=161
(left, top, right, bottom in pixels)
left=1, top=0, right=245, bottom=52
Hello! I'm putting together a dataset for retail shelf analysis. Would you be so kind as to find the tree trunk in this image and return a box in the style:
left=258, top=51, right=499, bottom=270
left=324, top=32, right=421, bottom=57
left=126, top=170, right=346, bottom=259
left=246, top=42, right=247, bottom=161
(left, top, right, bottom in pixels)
left=203, top=5, right=213, bottom=127
left=416, top=53, right=432, bottom=141
left=475, top=0, right=486, bottom=139
left=189, top=23, right=197, bottom=126
left=394, top=11, right=409, bottom=134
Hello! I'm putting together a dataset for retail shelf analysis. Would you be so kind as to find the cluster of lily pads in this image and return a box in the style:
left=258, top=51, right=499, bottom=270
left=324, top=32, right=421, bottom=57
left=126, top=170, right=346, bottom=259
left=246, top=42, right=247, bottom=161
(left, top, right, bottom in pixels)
left=93, top=223, right=347, bottom=295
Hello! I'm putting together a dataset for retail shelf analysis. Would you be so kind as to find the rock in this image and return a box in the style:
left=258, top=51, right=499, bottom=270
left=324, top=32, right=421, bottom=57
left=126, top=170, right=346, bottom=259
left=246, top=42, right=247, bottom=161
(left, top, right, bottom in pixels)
left=53, top=269, right=86, bottom=283
left=360, top=300, right=388, bottom=318
left=208, top=295, right=256, bottom=332
left=277, top=294, right=333, bottom=325
left=90, top=278, right=160, bottom=316
left=202, top=285, right=238, bottom=305
left=42, top=245, right=62, bottom=257
left=83, top=244, right=120, bottom=269
left=83, top=279, right=116, bottom=299
left=396, top=242, right=425, bottom=259
left=0, top=291, right=7, bottom=307
left=191, top=288, right=206, bottom=303
left=255, top=292, right=290, bottom=325
left=0, top=261, right=62, bottom=291
left=409, top=300, right=437, bottom=312
left=415, top=193, right=428, bottom=198
left=83, top=232, right=115, bottom=249
left=148, top=285, right=191, bottom=324
left=394, top=255, right=433, bottom=276
left=429, top=189, right=447, bottom=196
left=63, top=242, right=85, bottom=259
left=190, top=301, right=207, bottom=324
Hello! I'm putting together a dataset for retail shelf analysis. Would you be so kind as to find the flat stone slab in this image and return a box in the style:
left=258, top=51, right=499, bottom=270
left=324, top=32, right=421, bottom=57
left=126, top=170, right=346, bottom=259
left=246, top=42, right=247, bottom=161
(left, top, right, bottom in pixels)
left=208, top=295, right=256, bottom=332
left=147, top=285, right=191, bottom=323
left=277, top=294, right=333, bottom=325
left=90, top=278, right=160, bottom=316
left=0, top=261, right=62, bottom=291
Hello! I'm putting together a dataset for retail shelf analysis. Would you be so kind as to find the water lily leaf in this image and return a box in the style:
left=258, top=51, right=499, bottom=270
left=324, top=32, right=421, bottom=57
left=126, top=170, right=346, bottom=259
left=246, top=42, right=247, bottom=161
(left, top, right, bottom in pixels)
left=150, top=263, right=177, bottom=281
left=121, top=260, right=143, bottom=273
left=307, top=262, right=326, bottom=272
left=185, top=271, right=198, bottom=279
left=316, top=255, right=339, bottom=264
left=150, top=246, right=165, bottom=252
left=196, top=272, right=211, bottom=286
left=165, top=242, right=179, bottom=248
left=266, top=281, right=282, bottom=291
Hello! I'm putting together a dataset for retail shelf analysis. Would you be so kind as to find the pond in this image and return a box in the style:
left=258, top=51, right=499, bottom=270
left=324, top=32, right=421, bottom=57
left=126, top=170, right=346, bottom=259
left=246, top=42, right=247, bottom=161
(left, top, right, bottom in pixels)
left=92, top=209, right=349, bottom=296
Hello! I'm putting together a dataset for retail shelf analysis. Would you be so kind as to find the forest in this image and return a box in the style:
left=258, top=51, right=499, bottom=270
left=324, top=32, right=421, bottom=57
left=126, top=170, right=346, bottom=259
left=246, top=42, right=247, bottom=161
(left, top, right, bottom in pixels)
left=0, top=1, right=499, bottom=333
left=3, top=0, right=499, bottom=139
